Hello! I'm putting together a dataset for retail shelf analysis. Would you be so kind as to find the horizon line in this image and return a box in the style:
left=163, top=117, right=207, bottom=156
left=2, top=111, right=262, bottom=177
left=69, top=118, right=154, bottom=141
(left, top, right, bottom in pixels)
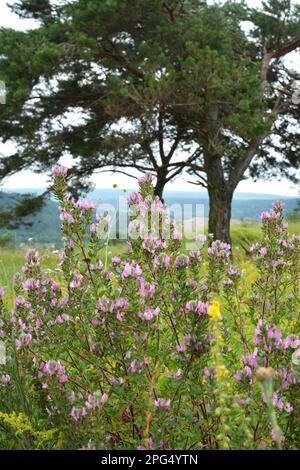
left=0, top=187, right=297, bottom=199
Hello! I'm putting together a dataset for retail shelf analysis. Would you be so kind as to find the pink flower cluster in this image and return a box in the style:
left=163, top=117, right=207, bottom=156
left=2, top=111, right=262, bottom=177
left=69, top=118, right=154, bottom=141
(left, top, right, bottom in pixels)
left=0, top=169, right=298, bottom=450
left=70, top=391, right=108, bottom=422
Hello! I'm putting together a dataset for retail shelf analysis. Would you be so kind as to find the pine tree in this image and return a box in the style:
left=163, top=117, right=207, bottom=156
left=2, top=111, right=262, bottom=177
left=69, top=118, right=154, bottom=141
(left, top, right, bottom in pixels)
left=0, top=0, right=299, bottom=241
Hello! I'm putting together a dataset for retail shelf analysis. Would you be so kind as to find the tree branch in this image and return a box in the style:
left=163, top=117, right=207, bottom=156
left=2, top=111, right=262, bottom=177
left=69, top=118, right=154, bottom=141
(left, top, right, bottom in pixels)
left=96, top=168, right=139, bottom=180
left=165, top=132, right=182, bottom=163
left=104, top=40, right=144, bottom=80
left=270, top=37, right=300, bottom=60
left=261, top=37, right=300, bottom=84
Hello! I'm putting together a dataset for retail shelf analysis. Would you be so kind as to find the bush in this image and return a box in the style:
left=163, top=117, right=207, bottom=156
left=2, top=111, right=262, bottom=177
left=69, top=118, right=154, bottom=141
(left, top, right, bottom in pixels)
left=0, top=232, right=14, bottom=247
left=0, top=167, right=299, bottom=450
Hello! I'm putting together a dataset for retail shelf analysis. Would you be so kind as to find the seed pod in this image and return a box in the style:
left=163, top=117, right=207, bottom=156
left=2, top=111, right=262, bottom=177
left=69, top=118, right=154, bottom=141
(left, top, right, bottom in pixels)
left=255, top=367, right=275, bottom=382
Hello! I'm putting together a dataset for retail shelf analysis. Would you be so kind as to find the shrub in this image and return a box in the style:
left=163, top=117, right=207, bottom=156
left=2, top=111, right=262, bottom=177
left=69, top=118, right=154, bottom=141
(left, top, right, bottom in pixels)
left=0, top=232, right=14, bottom=247
left=0, top=168, right=299, bottom=450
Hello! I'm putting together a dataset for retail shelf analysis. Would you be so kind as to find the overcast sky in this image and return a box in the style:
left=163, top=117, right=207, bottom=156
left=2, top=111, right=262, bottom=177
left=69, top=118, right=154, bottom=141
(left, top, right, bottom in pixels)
left=0, top=0, right=299, bottom=195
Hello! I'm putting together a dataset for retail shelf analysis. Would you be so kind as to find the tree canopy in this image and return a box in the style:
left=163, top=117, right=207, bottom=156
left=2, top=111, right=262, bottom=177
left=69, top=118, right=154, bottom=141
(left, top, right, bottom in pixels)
left=0, top=0, right=299, bottom=241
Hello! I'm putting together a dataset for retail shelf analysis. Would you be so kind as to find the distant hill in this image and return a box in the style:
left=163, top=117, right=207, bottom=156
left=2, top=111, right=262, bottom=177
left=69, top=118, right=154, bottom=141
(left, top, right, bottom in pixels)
left=90, top=189, right=298, bottom=220
left=0, top=188, right=298, bottom=245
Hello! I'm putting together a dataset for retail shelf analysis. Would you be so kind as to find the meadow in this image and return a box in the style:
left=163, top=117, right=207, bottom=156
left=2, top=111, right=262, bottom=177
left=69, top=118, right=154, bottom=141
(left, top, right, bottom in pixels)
left=0, top=170, right=299, bottom=450
left=1, top=218, right=299, bottom=297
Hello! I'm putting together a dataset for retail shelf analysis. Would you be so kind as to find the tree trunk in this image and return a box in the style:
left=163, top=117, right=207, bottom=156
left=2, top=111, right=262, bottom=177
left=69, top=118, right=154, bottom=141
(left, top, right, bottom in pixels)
left=154, top=174, right=167, bottom=202
left=208, top=186, right=233, bottom=244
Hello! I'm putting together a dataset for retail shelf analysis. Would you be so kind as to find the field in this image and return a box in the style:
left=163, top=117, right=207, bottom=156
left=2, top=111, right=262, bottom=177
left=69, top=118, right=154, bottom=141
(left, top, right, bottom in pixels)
left=1, top=218, right=299, bottom=296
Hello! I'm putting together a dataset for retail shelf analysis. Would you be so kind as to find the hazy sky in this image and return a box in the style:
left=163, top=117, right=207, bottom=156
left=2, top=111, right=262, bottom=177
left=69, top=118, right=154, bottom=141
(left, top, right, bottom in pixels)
left=0, top=0, right=299, bottom=195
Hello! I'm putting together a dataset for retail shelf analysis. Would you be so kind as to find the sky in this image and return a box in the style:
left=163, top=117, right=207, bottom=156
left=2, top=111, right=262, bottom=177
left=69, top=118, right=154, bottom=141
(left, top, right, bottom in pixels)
left=0, top=0, right=299, bottom=196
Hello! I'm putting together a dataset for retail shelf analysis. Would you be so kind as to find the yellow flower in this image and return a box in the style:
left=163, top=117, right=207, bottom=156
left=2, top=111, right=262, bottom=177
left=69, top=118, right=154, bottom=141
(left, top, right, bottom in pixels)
left=0, top=411, right=32, bottom=436
left=209, top=300, right=221, bottom=320
left=290, top=320, right=297, bottom=329
left=215, top=364, right=229, bottom=378
left=0, top=411, right=59, bottom=448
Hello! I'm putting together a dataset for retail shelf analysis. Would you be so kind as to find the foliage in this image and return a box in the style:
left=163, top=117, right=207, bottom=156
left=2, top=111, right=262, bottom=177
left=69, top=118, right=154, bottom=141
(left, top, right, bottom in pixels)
left=0, top=232, right=14, bottom=247
left=290, top=198, right=300, bottom=221
left=0, top=167, right=299, bottom=449
left=0, top=0, right=299, bottom=241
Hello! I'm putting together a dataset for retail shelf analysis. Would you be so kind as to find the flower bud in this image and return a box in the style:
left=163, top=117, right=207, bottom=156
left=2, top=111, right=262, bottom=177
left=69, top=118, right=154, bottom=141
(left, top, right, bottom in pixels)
left=255, top=367, right=275, bottom=382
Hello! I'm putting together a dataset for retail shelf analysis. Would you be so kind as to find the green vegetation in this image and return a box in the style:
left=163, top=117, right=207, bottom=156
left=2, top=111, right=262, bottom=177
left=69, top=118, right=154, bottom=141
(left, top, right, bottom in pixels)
left=0, top=0, right=299, bottom=452
left=0, top=243, right=125, bottom=302
left=230, top=219, right=300, bottom=251
left=1, top=218, right=299, bottom=301
left=1, top=0, right=299, bottom=242
left=0, top=249, right=58, bottom=305
left=0, top=174, right=298, bottom=450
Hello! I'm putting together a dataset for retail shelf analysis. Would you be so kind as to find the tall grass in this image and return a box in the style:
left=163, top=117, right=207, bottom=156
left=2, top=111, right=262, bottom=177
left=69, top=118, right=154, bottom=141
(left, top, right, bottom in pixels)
left=0, top=243, right=125, bottom=303
left=1, top=219, right=299, bottom=300
left=231, top=218, right=300, bottom=250
left=0, top=249, right=26, bottom=294
left=0, top=249, right=58, bottom=306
